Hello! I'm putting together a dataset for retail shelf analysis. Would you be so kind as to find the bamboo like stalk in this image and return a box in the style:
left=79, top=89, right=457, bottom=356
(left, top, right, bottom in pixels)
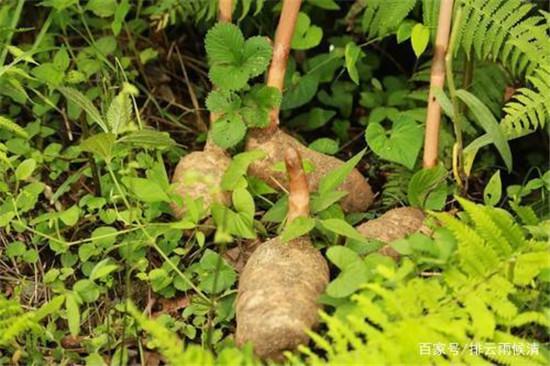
left=218, top=0, right=233, bottom=23
left=266, top=0, right=303, bottom=130
left=285, top=147, right=309, bottom=222
left=422, top=0, right=455, bottom=168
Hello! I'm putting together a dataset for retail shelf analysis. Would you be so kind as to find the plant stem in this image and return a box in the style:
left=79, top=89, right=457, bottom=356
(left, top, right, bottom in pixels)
left=266, top=0, right=303, bottom=130
left=0, top=0, right=25, bottom=66
left=445, top=6, right=465, bottom=190
left=422, top=0, right=455, bottom=168
left=286, top=147, right=309, bottom=222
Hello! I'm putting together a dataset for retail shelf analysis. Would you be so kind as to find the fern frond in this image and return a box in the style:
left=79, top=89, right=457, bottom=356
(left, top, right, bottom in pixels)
left=501, top=66, right=550, bottom=136
left=457, top=0, right=550, bottom=76
left=360, top=0, right=417, bottom=38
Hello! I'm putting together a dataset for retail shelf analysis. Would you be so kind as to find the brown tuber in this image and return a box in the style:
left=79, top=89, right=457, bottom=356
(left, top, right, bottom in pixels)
left=356, top=207, right=430, bottom=259
left=170, top=144, right=231, bottom=218
left=170, top=0, right=233, bottom=218
left=245, top=0, right=374, bottom=213
left=236, top=147, right=329, bottom=361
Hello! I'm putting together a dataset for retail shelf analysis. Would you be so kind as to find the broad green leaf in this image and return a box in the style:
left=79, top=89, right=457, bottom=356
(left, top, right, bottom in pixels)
left=318, top=149, right=365, bottom=194
left=408, top=165, right=448, bottom=210
left=121, top=177, right=170, bottom=203
left=117, top=130, right=175, bottom=148
left=326, top=246, right=369, bottom=298
left=432, top=86, right=454, bottom=118
left=309, top=138, right=339, bottom=155
left=34, top=295, right=65, bottom=321
left=456, top=89, right=512, bottom=172
left=90, top=259, right=119, bottom=281
left=59, top=205, right=80, bottom=226
left=262, top=196, right=288, bottom=223
left=206, top=90, right=240, bottom=114
left=483, top=170, right=502, bottom=206
left=320, top=218, right=366, bottom=242
left=288, top=108, right=336, bottom=131
left=232, top=188, right=255, bottom=223
left=291, top=13, right=323, bottom=50
left=0, top=115, right=28, bottom=138
left=86, top=0, right=116, bottom=17
left=411, top=23, right=430, bottom=57
left=32, top=63, right=64, bottom=86
left=310, top=191, right=349, bottom=213
left=6, top=241, right=26, bottom=258
left=397, top=20, right=415, bottom=43
left=344, top=42, right=363, bottom=84
left=281, top=216, right=316, bottom=242
left=205, top=23, right=244, bottom=65
left=65, top=293, right=80, bottom=336
left=15, top=158, right=36, bottom=180
left=221, top=150, right=266, bottom=191
left=211, top=114, right=247, bottom=148
left=91, top=226, right=118, bottom=247
left=59, top=87, right=108, bottom=132
left=106, top=92, right=132, bottom=135
left=365, top=114, right=422, bottom=169
left=281, top=72, right=320, bottom=110
left=112, top=0, right=130, bottom=35
left=80, top=132, right=116, bottom=162
left=73, top=279, right=100, bottom=303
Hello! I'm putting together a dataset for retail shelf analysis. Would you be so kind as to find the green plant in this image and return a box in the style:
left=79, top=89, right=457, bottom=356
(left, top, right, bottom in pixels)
left=298, top=198, right=549, bottom=365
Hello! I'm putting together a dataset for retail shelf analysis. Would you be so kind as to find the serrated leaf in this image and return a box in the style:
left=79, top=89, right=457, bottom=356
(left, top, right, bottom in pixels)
left=106, top=91, right=132, bottom=135
left=209, top=65, right=250, bottom=90
left=242, top=36, right=272, bottom=78
left=206, top=90, right=240, bottom=114
left=80, top=132, right=115, bottom=162
left=205, top=23, right=244, bottom=65
left=122, top=177, right=170, bottom=203
left=211, top=114, right=247, bottom=148
left=59, top=87, right=108, bottom=132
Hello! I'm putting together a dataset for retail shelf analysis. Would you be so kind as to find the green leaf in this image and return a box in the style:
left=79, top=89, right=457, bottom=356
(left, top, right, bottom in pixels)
left=6, top=241, right=26, bottom=258
left=221, top=150, right=266, bottom=191
left=320, top=218, right=367, bottom=242
left=281, top=72, right=320, bottom=110
left=32, top=63, right=64, bottom=86
left=408, top=165, right=448, bottom=210
left=59, top=87, right=108, bottom=132
left=90, top=259, right=119, bottom=281
left=365, top=114, right=423, bottom=169
left=112, top=0, right=130, bottom=35
left=117, top=130, right=175, bottom=149
left=149, top=268, right=171, bottom=292
left=65, top=293, right=80, bottom=336
left=483, top=170, right=502, bottom=206
left=206, top=90, right=240, bottom=114
left=432, top=87, right=454, bottom=118
left=205, top=22, right=244, bottom=65
left=0, top=115, right=28, bottom=138
left=262, top=196, right=288, bottom=223
left=291, top=13, right=323, bottom=50
left=211, top=114, right=247, bottom=148
left=106, top=92, right=132, bottom=135
left=318, top=149, right=366, bottom=194
left=344, top=42, right=363, bottom=84
left=73, top=279, right=100, bottom=303
left=241, top=36, right=272, bottom=78
left=397, top=20, right=415, bottom=43
left=310, top=191, right=349, bottom=213
left=86, top=0, right=116, bottom=17
left=309, top=138, right=339, bottom=155
left=59, top=205, right=80, bottom=226
left=411, top=23, right=430, bottom=57
left=80, top=132, right=116, bottom=162
left=15, top=158, right=36, bottom=180
left=326, top=246, right=369, bottom=298
left=456, top=89, right=512, bottom=172
left=308, top=0, right=339, bottom=10
left=281, top=216, right=316, bottom=242
left=288, top=108, right=336, bottom=131
left=232, top=188, right=255, bottom=223
left=121, top=177, right=170, bottom=203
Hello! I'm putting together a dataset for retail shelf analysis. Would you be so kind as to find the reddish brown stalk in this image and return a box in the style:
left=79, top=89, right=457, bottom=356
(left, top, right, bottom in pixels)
left=285, top=147, right=309, bottom=222
left=266, top=0, right=302, bottom=130
left=422, top=0, right=455, bottom=168
left=218, top=0, right=233, bottom=23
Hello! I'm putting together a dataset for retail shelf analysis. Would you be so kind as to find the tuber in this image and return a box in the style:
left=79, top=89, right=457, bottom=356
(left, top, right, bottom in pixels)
left=356, top=207, right=430, bottom=259
left=236, top=147, right=329, bottom=361
left=170, top=1, right=233, bottom=218
left=245, top=0, right=374, bottom=213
